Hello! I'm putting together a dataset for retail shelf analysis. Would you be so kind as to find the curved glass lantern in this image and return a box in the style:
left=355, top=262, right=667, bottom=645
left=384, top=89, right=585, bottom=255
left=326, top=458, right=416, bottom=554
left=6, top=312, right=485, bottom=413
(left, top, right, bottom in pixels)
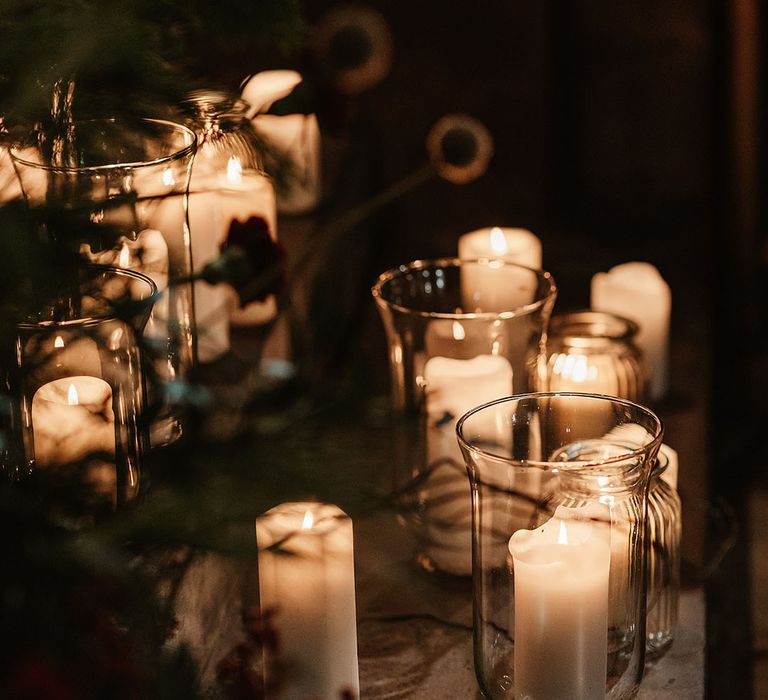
left=457, top=392, right=663, bottom=699
left=537, top=310, right=644, bottom=401
left=184, top=90, right=279, bottom=364
left=4, top=266, right=155, bottom=512
left=10, top=118, right=196, bottom=446
left=372, top=258, right=557, bottom=576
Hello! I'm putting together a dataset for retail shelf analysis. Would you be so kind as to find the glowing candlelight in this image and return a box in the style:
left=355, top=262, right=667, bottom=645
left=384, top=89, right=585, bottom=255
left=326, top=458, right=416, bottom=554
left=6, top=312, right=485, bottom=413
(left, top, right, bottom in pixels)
left=256, top=502, right=359, bottom=698
left=509, top=505, right=610, bottom=699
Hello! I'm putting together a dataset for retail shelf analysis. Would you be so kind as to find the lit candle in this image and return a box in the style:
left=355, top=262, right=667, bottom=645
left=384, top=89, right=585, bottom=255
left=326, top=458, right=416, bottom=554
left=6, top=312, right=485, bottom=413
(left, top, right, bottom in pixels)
left=591, top=262, right=671, bottom=401
left=458, top=226, right=542, bottom=269
left=256, top=502, right=359, bottom=699
left=422, top=343, right=513, bottom=575
left=509, top=505, right=610, bottom=700
left=546, top=351, right=618, bottom=395
left=188, top=156, right=278, bottom=362
left=32, top=376, right=114, bottom=467
left=80, top=229, right=169, bottom=340
left=242, top=70, right=321, bottom=215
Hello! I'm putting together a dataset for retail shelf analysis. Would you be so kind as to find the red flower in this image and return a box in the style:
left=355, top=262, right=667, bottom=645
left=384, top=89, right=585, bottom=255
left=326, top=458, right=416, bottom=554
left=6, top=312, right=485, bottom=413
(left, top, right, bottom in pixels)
left=201, top=216, right=286, bottom=306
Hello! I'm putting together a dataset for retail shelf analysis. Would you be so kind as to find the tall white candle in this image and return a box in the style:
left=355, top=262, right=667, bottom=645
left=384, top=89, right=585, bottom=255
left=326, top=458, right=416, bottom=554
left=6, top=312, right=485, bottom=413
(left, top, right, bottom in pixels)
left=256, top=502, right=359, bottom=699
left=458, top=226, right=542, bottom=269
left=422, top=350, right=513, bottom=575
left=188, top=158, right=278, bottom=362
left=242, top=70, right=321, bottom=215
left=591, top=262, right=671, bottom=401
left=509, top=505, right=610, bottom=700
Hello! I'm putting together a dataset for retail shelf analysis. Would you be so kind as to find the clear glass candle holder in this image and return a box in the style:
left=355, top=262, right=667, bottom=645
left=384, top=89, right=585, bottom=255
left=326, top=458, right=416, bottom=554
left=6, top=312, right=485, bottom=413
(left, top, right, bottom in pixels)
left=372, top=258, right=557, bottom=576
left=184, top=90, right=280, bottom=366
left=646, top=450, right=681, bottom=658
left=3, top=266, right=155, bottom=512
left=457, top=392, right=663, bottom=699
left=536, top=310, right=644, bottom=401
left=10, top=118, right=196, bottom=446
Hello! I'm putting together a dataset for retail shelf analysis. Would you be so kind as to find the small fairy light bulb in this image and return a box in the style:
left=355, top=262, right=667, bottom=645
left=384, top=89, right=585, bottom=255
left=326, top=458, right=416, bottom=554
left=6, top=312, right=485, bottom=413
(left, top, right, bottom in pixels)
left=489, top=227, right=508, bottom=255
left=452, top=320, right=466, bottom=341
left=162, top=168, right=176, bottom=187
left=118, top=243, right=131, bottom=268
left=53, top=335, right=65, bottom=349
left=67, top=384, right=79, bottom=406
left=226, top=156, right=243, bottom=184
left=302, top=509, right=315, bottom=530
left=557, top=520, right=569, bottom=545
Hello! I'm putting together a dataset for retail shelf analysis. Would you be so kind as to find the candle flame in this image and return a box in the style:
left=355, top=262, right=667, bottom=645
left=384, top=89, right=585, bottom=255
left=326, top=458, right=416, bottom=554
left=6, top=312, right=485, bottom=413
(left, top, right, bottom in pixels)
left=452, top=320, right=466, bottom=341
left=54, top=335, right=64, bottom=348
left=489, top=227, right=508, bottom=255
left=67, top=384, right=79, bottom=406
left=161, top=168, right=176, bottom=187
left=556, top=354, right=598, bottom=383
left=118, top=243, right=131, bottom=268
left=557, top=520, right=568, bottom=545
left=226, top=156, right=243, bottom=184
left=302, top=510, right=314, bottom=530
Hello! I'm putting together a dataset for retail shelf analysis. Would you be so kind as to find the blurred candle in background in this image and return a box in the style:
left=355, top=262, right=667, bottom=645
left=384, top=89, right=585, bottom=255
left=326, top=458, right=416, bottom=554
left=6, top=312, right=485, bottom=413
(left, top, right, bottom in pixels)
left=591, top=262, right=671, bottom=402
left=188, top=154, right=278, bottom=362
left=242, top=70, right=322, bottom=215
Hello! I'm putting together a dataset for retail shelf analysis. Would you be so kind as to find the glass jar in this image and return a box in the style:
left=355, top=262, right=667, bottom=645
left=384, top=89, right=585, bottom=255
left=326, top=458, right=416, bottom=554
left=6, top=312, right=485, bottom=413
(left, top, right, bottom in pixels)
left=10, top=118, right=196, bottom=447
left=536, top=310, right=644, bottom=401
left=372, top=258, right=557, bottom=576
left=184, top=90, right=280, bottom=365
left=3, top=266, right=155, bottom=512
left=457, top=392, right=662, bottom=699
left=646, top=450, right=681, bottom=658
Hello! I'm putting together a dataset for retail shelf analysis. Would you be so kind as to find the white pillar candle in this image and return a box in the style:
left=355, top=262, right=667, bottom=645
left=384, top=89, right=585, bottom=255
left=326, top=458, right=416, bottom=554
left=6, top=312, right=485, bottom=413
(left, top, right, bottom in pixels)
left=458, top=226, right=542, bottom=269
left=591, top=262, right=671, bottom=401
left=422, top=351, right=513, bottom=575
left=509, top=505, right=610, bottom=700
left=242, top=70, right=321, bottom=215
left=80, top=229, right=170, bottom=341
left=32, top=376, right=114, bottom=467
left=256, top=502, right=359, bottom=699
left=187, top=158, right=278, bottom=362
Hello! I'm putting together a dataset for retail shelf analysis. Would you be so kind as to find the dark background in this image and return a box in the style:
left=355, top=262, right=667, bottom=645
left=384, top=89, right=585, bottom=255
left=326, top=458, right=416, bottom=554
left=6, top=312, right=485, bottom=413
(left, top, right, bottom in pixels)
left=277, top=1, right=765, bottom=695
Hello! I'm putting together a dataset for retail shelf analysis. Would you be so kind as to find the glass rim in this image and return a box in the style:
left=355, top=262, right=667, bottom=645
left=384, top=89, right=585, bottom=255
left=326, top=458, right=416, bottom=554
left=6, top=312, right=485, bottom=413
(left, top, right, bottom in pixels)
left=455, top=391, right=664, bottom=471
left=9, top=118, right=197, bottom=173
left=371, top=257, right=557, bottom=320
left=16, top=265, right=158, bottom=330
left=549, top=309, right=639, bottom=341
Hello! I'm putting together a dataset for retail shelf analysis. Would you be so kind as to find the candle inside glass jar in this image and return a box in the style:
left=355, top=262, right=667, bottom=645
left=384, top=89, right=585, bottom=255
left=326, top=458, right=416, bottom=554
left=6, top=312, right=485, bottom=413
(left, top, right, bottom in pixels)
left=188, top=155, right=278, bottom=362
left=509, top=504, right=610, bottom=700
left=32, top=376, right=115, bottom=468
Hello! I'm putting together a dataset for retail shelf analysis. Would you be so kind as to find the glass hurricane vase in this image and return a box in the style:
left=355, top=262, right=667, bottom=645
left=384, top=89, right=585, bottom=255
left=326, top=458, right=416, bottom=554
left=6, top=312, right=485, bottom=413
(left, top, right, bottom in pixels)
left=372, top=258, right=557, bottom=576
left=10, top=118, right=196, bottom=446
left=3, top=266, right=155, bottom=513
left=457, top=392, right=663, bottom=699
